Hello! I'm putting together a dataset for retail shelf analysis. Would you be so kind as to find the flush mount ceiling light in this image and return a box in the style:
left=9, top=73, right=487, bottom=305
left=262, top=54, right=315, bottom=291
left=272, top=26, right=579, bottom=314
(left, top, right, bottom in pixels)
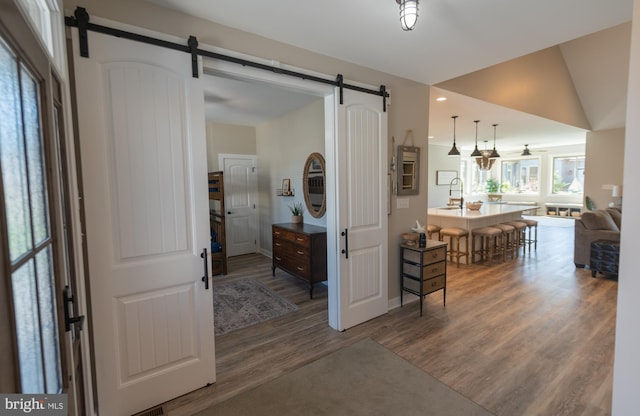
left=470, top=120, right=482, bottom=158
left=396, top=0, right=419, bottom=31
left=521, top=144, right=532, bottom=156
left=447, top=115, right=460, bottom=156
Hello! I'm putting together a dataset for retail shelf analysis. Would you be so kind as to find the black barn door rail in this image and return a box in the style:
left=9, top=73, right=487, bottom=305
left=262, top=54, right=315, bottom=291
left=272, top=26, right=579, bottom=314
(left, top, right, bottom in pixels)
left=65, top=7, right=389, bottom=111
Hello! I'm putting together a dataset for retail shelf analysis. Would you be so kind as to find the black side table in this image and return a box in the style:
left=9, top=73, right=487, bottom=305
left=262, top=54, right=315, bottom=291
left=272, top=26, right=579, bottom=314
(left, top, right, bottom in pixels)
left=590, top=240, right=620, bottom=278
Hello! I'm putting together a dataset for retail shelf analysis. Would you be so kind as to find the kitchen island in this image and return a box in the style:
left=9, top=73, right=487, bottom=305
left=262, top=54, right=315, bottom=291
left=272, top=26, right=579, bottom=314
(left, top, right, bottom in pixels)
left=428, top=204, right=538, bottom=263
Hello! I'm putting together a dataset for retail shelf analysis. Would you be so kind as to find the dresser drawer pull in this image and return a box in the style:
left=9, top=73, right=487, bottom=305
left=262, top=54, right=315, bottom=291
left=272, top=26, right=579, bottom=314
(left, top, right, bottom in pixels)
left=275, top=242, right=281, bottom=247
left=431, top=253, right=439, bottom=258
left=297, top=250, right=305, bottom=255
left=296, top=237, right=305, bottom=242
left=274, top=231, right=281, bottom=235
left=275, top=256, right=281, bottom=261
left=431, top=267, right=439, bottom=273
left=296, top=266, right=305, bottom=271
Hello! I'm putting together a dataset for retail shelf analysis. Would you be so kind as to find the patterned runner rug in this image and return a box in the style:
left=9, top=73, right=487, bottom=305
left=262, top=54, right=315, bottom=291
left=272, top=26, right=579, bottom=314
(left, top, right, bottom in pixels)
left=213, top=278, right=298, bottom=336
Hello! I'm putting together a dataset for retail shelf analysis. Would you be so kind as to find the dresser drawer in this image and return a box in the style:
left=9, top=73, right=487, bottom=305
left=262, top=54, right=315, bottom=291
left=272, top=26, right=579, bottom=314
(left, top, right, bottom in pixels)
left=277, top=256, right=311, bottom=279
left=274, top=239, right=309, bottom=257
left=403, top=275, right=445, bottom=295
left=403, top=246, right=446, bottom=265
left=273, top=228, right=309, bottom=245
left=402, top=260, right=445, bottom=279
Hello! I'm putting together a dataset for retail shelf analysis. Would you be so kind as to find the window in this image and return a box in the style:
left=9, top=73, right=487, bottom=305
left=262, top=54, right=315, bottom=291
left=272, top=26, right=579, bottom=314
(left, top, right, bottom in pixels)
left=468, top=162, right=490, bottom=194
left=1, top=35, right=61, bottom=394
left=552, top=156, right=585, bottom=194
left=501, top=158, right=539, bottom=194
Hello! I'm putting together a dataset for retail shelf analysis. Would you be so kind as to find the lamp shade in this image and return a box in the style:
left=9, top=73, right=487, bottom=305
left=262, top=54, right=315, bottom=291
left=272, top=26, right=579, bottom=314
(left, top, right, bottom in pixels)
left=489, top=124, right=500, bottom=159
left=447, top=115, right=460, bottom=156
left=470, top=120, right=482, bottom=158
left=398, top=0, right=419, bottom=31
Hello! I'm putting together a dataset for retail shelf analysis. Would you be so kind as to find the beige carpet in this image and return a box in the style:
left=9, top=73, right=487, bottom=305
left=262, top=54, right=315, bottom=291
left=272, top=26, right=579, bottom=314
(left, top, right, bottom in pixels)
left=196, top=338, right=494, bottom=416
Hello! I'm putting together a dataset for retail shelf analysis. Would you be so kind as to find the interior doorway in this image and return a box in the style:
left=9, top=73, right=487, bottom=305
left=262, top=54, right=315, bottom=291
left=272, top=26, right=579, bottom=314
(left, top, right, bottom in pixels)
left=219, top=154, right=258, bottom=257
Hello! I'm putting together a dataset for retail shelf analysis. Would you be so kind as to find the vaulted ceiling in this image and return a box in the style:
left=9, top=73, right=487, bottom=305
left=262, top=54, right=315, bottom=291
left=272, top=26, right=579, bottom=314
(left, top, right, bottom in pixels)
left=148, top=0, right=633, bottom=151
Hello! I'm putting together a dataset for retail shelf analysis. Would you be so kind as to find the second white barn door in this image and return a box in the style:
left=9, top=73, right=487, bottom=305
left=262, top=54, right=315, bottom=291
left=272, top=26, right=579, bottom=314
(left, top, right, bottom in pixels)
left=334, top=88, right=389, bottom=330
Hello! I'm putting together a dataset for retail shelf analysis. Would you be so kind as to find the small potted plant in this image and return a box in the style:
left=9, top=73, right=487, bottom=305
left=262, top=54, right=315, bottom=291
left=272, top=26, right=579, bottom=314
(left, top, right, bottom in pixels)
left=485, top=178, right=502, bottom=202
left=289, top=202, right=304, bottom=223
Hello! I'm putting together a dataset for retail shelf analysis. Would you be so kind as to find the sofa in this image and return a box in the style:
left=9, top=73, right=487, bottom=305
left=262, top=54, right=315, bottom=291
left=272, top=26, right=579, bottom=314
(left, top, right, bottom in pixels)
left=574, top=208, right=621, bottom=268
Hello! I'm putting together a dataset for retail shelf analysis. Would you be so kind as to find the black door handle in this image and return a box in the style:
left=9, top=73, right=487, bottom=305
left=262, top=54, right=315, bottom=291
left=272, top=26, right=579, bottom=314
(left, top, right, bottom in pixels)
left=201, top=248, right=209, bottom=290
left=341, top=228, right=349, bottom=259
left=63, top=285, right=85, bottom=332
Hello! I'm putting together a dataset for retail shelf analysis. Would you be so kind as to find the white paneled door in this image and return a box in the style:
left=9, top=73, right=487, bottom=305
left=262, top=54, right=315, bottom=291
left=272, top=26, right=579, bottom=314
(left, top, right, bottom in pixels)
left=71, top=22, right=215, bottom=415
left=220, top=154, right=258, bottom=257
left=335, top=89, right=389, bottom=330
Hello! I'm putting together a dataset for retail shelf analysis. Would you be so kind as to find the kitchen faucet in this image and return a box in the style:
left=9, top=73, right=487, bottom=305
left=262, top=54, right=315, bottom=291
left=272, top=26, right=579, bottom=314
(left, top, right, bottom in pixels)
left=449, top=177, right=464, bottom=209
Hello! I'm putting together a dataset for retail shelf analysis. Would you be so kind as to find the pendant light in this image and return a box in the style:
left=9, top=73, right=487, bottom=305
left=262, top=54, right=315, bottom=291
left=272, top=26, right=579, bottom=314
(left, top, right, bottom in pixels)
left=396, top=0, right=419, bottom=31
left=489, top=124, right=500, bottom=159
left=447, top=115, right=460, bottom=156
left=521, top=144, right=532, bottom=156
left=470, top=120, right=482, bottom=158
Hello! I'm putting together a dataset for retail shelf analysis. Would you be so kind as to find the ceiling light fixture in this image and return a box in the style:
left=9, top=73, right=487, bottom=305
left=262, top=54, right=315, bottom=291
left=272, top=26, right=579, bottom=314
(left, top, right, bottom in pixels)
left=447, top=115, right=460, bottom=156
left=470, top=120, right=482, bottom=158
left=396, top=0, right=419, bottom=31
left=521, top=144, right=532, bottom=156
left=475, top=140, right=497, bottom=171
left=489, top=124, right=500, bottom=159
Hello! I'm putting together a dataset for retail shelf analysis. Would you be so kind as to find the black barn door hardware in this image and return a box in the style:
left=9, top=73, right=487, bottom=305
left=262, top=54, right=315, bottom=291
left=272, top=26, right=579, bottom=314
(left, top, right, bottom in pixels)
left=341, top=228, right=349, bottom=259
left=64, top=7, right=389, bottom=111
left=201, top=248, right=209, bottom=290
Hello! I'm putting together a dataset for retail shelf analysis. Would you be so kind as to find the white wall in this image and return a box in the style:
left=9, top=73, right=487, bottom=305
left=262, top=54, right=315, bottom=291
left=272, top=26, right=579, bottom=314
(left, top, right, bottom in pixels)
left=206, top=122, right=256, bottom=172
left=584, top=128, right=625, bottom=210
left=428, top=144, right=461, bottom=207
left=612, top=0, right=639, bottom=414
left=256, top=99, right=325, bottom=253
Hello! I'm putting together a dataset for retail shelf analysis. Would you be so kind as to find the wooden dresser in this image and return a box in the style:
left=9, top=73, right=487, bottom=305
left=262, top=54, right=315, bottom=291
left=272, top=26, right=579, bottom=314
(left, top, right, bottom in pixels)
left=272, top=223, right=327, bottom=298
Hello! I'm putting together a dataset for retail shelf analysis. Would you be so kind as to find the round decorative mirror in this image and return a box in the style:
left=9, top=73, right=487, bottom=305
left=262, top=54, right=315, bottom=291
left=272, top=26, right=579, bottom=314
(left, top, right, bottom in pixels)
left=303, top=152, right=326, bottom=218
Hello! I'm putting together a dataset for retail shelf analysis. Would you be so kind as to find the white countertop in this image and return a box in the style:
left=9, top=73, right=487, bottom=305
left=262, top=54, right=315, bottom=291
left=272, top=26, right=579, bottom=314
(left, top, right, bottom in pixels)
left=428, top=204, right=538, bottom=219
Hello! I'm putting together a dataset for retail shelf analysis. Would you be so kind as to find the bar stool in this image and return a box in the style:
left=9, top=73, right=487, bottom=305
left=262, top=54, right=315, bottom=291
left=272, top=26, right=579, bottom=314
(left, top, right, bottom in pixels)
left=427, top=224, right=441, bottom=240
left=520, top=218, right=539, bottom=252
left=504, top=221, right=527, bottom=257
left=439, top=227, right=469, bottom=267
left=492, top=223, right=516, bottom=261
left=471, top=226, right=502, bottom=263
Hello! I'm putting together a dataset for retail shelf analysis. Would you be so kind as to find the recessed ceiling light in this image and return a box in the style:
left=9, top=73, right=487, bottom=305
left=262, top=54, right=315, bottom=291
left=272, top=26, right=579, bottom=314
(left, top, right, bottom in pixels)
left=436, top=97, right=447, bottom=102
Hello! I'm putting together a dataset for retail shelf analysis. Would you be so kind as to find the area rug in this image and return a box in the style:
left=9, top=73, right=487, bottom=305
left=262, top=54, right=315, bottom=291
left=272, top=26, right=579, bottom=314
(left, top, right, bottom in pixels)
left=213, top=278, right=298, bottom=336
left=195, top=338, right=495, bottom=416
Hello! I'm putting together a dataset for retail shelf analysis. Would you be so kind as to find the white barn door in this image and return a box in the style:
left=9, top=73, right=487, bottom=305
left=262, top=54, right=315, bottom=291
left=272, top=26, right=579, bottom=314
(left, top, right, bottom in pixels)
left=71, top=22, right=215, bottom=415
left=333, top=89, right=388, bottom=330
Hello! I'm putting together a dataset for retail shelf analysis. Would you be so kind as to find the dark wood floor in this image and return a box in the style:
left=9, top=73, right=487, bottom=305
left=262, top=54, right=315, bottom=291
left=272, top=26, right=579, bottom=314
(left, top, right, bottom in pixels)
left=164, top=217, right=617, bottom=416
